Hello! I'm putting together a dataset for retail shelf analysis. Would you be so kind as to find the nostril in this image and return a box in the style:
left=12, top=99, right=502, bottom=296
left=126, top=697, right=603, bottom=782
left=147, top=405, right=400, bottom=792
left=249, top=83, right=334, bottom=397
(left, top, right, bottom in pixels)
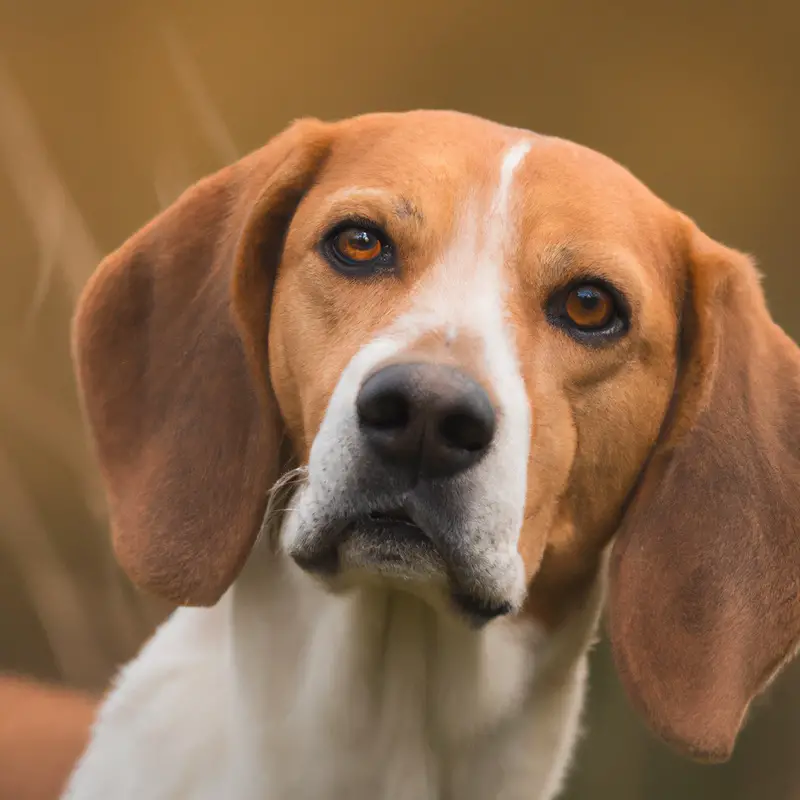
left=358, top=388, right=410, bottom=431
left=439, top=411, right=494, bottom=452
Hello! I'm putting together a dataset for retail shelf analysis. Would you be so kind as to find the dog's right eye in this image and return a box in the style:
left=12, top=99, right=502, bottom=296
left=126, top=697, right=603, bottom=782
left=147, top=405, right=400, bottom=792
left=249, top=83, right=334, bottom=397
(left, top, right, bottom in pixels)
left=334, top=229, right=381, bottom=262
left=322, top=222, right=395, bottom=276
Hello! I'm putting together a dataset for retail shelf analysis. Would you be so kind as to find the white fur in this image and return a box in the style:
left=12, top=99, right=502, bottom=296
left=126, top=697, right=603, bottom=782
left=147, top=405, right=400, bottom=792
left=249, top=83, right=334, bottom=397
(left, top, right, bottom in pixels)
left=63, top=140, right=602, bottom=800
left=64, top=540, right=604, bottom=800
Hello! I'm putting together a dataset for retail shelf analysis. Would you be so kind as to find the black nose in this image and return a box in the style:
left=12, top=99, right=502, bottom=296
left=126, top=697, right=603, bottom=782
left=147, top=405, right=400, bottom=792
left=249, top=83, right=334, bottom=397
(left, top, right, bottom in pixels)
left=356, top=363, right=496, bottom=478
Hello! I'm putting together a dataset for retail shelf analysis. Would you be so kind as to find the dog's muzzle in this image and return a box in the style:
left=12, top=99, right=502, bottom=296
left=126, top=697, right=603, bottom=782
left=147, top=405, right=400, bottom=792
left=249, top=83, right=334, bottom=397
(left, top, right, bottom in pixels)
left=283, top=360, right=526, bottom=625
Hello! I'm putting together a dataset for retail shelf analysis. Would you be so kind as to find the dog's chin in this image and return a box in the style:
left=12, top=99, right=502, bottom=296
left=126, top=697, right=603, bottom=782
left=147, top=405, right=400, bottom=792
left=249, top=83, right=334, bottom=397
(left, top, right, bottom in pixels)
left=288, top=512, right=514, bottom=626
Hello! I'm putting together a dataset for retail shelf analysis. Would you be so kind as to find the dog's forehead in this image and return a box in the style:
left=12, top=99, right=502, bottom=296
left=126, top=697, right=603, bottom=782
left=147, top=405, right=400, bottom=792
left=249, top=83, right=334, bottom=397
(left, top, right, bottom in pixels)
left=315, top=111, right=675, bottom=258
left=329, top=111, right=521, bottom=182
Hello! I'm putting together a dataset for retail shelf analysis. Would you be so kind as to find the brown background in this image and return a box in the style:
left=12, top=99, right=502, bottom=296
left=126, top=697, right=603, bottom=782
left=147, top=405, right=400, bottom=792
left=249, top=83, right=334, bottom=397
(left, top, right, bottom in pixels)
left=1, top=1, right=798, bottom=797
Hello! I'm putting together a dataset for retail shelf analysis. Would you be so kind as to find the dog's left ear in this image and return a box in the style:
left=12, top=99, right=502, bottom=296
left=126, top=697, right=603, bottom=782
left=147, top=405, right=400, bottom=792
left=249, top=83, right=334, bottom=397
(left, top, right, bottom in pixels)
left=608, top=214, right=800, bottom=762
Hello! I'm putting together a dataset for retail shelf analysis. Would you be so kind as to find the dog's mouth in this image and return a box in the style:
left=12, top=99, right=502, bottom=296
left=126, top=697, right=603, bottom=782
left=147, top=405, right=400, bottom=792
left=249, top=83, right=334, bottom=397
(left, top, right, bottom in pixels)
left=288, top=500, right=516, bottom=625
left=363, top=508, right=430, bottom=545
left=341, top=506, right=439, bottom=568
left=291, top=503, right=444, bottom=582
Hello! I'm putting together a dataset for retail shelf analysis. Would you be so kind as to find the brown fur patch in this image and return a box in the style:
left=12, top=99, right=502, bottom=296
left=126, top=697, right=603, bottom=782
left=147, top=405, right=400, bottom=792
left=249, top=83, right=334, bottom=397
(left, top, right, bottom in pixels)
left=0, top=676, right=96, bottom=800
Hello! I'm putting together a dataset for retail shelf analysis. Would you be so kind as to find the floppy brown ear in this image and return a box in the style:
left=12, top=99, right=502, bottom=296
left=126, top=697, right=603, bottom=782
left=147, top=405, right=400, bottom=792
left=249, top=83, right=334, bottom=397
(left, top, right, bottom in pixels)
left=72, top=119, right=332, bottom=606
left=608, top=216, right=800, bottom=762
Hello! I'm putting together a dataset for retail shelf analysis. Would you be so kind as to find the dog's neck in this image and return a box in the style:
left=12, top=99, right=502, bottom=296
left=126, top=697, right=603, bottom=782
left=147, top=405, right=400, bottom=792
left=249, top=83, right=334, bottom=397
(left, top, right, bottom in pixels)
left=67, top=540, right=604, bottom=800
left=223, top=539, right=603, bottom=799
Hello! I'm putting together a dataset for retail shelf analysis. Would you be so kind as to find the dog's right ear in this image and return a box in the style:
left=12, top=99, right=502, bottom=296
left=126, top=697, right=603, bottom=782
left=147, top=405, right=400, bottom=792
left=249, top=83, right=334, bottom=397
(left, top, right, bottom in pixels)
left=72, top=119, right=332, bottom=606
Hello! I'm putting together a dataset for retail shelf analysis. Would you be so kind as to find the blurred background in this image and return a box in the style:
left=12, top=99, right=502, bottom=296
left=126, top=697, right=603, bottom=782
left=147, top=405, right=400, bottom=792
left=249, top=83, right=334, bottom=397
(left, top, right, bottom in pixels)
left=0, top=1, right=798, bottom=797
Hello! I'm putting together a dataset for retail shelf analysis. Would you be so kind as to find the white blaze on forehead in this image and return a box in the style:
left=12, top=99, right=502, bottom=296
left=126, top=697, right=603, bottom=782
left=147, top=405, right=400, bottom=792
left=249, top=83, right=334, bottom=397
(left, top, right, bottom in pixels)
left=389, top=138, right=534, bottom=387
left=494, top=140, right=534, bottom=219
left=308, top=135, right=537, bottom=466
left=389, top=138, right=533, bottom=343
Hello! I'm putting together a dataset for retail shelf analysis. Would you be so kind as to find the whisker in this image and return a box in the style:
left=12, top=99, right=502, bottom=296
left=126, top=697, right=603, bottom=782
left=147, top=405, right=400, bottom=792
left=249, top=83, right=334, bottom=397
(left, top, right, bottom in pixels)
left=258, top=466, right=309, bottom=550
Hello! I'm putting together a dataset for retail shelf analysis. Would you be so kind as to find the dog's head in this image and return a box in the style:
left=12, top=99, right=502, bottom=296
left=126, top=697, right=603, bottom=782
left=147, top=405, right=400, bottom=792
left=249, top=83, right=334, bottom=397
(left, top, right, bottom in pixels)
left=73, top=111, right=800, bottom=762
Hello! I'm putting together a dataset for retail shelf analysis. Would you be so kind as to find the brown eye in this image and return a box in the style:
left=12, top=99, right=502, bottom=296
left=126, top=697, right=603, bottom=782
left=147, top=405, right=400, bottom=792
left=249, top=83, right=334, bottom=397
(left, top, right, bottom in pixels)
left=333, top=228, right=383, bottom=263
left=564, top=284, right=615, bottom=330
left=323, top=223, right=395, bottom=276
left=547, top=280, right=629, bottom=345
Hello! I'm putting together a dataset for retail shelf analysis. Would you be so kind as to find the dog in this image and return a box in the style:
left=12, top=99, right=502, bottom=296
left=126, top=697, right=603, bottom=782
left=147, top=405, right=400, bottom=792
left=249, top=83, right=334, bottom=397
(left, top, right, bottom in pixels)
left=61, top=110, right=800, bottom=799
left=0, top=676, right=95, bottom=800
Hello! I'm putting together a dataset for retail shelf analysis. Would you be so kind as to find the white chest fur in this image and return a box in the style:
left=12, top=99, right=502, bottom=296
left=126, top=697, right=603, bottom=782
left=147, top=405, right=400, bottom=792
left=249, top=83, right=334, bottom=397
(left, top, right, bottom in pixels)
left=64, top=547, right=601, bottom=800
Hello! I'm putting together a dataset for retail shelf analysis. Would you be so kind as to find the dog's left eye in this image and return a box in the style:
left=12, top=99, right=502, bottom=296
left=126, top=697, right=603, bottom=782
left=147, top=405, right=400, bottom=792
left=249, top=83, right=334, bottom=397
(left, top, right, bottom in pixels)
left=322, top=224, right=395, bottom=275
left=548, top=280, right=629, bottom=343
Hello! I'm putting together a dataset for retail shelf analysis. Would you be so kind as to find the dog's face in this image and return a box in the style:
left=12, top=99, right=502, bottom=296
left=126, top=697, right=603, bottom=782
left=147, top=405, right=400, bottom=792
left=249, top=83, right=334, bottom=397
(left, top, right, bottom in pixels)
left=266, top=114, right=677, bottom=622
left=73, top=111, right=800, bottom=764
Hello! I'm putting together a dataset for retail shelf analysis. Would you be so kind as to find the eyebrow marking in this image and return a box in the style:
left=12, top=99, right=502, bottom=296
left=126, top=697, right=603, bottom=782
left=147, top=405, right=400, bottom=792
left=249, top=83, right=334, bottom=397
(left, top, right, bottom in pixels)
left=323, top=186, right=422, bottom=223
left=325, top=186, right=394, bottom=204
left=396, top=196, right=423, bottom=222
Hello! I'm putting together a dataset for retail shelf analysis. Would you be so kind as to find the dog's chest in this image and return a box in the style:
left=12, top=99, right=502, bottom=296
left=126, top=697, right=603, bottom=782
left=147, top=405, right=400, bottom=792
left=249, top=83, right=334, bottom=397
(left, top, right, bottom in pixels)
left=232, top=576, right=546, bottom=800
left=66, top=562, right=590, bottom=800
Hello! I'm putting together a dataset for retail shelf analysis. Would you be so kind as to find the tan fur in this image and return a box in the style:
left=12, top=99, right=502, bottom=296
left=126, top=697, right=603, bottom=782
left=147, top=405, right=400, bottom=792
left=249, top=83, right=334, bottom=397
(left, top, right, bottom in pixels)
left=0, top=676, right=96, bottom=800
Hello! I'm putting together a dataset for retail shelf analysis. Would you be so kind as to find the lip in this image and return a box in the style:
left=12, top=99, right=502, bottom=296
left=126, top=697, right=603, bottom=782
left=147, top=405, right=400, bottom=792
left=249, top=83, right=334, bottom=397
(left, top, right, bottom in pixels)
left=289, top=506, right=435, bottom=575
left=363, top=508, right=430, bottom=547
left=342, top=508, right=439, bottom=567
left=452, top=593, right=513, bottom=626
